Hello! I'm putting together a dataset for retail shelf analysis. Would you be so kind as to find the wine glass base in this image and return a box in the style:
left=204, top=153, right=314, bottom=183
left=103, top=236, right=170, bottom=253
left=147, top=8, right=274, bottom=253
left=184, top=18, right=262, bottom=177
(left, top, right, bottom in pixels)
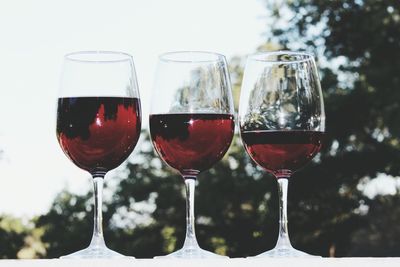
left=155, top=246, right=228, bottom=259
left=253, top=246, right=321, bottom=258
left=60, top=245, right=128, bottom=259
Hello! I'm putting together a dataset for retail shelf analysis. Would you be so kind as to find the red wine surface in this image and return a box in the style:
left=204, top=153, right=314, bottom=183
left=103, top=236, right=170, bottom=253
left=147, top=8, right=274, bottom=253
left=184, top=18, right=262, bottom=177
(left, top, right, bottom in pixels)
left=150, top=113, right=234, bottom=174
left=241, top=130, right=324, bottom=175
left=57, top=97, right=141, bottom=173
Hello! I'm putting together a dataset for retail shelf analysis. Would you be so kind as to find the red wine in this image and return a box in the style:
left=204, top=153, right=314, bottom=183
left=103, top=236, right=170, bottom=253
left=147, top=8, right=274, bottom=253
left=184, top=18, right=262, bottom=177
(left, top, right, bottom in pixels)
left=241, top=130, right=324, bottom=175
left=57, top=97, right=141, bottom=173
left=150, top=113, right=234, bottom=174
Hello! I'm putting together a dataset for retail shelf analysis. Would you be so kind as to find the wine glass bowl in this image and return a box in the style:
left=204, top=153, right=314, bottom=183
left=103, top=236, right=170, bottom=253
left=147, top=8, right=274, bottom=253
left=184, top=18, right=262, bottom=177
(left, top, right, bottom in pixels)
left=56, top=51, right=141, bottom=258
left=241, top=130, right=324, bottom=177
left=150, top=113, right=234, bottom=174
left=239, top=51, right=325, bottom=257
left=150, top=51, right=234, bottom=258
left=57, top=97, right=141, bottom=174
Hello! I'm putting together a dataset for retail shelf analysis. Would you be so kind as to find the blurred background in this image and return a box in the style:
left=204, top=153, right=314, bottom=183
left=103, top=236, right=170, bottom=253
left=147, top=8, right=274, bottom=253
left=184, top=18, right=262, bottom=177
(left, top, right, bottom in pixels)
left=0, top=0, right=399, bottom=258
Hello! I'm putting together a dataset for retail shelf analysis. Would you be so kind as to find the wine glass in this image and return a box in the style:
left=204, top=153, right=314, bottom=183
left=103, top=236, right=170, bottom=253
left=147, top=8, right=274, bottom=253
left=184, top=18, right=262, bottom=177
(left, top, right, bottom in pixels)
left=150, top=51, right=235, bottom=258
left=56, top=51, right=141, bottom=258
left=239, top=51, right=325, bottom=257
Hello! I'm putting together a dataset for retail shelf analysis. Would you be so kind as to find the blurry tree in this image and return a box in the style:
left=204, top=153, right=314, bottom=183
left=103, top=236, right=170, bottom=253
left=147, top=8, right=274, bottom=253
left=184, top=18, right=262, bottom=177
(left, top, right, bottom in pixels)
left=36, top=190, right=93, bottom=257
left=35, top=0, right=400, bottom=258
left=0, top=215, right=43, bottom=259
left=0, top=216, right=25, bottom=258
left=349, top=193, right=400, bottom=256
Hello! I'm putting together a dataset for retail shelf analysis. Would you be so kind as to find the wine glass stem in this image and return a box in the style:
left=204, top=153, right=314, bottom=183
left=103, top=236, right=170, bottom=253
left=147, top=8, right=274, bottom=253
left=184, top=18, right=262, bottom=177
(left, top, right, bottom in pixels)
left=183, top=176, right=199, bottom=248
left=90, top=176, right=106, bottom=247
left=276, top=177, right=292, bottom=248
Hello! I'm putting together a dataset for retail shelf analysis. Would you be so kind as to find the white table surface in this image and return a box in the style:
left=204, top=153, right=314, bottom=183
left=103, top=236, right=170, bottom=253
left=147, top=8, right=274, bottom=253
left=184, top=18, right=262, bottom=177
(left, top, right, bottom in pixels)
left=0, top=258, right=398, bottom=267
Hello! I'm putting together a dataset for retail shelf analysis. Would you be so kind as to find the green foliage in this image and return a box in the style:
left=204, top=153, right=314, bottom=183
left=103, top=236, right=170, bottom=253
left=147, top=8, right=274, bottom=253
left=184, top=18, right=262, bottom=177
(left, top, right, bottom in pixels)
left=0, top=215, right=39, bottom=259
left=0, top=216, right=25, bottom=258
left=36, top=190, right=93, bottom=257
left=350, top=194, right=400, bottom=256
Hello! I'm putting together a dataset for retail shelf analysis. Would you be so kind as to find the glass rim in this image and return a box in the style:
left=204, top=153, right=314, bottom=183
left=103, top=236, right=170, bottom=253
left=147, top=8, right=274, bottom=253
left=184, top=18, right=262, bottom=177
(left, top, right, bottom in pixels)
left=248, top=50, right=315, bottom=64
left=158, top=51, right=226, bottom=63
left=64, top=51, right=133, bottom=63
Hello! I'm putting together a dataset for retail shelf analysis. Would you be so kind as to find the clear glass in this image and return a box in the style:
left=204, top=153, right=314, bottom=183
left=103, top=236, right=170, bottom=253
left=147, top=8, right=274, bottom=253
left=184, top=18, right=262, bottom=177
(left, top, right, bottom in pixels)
left=150, top=51, right=234, bottom=258
left=56, top=51, right=141, bottom=258
left=239, top=51, right=325, bottom=257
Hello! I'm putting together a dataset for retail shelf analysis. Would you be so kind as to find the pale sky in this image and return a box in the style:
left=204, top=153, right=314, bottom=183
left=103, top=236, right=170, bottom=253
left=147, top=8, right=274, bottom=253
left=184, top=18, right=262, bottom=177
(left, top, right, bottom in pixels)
left=0, top=0, right=266, bottom=217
